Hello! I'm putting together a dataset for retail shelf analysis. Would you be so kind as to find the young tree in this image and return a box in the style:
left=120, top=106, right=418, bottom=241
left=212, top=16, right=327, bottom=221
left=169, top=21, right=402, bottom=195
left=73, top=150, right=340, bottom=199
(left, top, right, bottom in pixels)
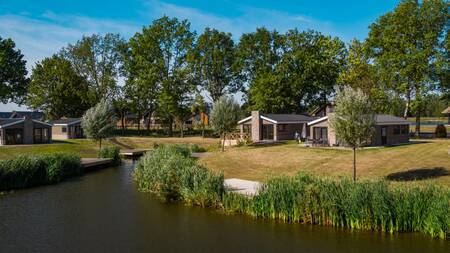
left=191, top=28, right=237, bottom=102
left=329, top=86, right=375, bottom=181
left=191, top=93, right=207, bottom=137
left=367, top=0, right=448, bottom=136
left=27, top=55, right=91, bottom=119
left=81, top=99, right=116, bottom=149
left=62, top=33, right=127, bottom=103
left=0, top=36, right=28, bottom=104
left=209, top=96, right=240, bottom=152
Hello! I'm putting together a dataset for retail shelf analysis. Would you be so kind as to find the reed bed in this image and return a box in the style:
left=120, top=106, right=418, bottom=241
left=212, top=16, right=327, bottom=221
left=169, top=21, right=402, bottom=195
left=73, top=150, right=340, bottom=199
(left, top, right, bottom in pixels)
left=134, top=145, right=450, bottom=239
left=98, top=146, right=122, bottom=165
left=0, top=153, right=83, bottom=190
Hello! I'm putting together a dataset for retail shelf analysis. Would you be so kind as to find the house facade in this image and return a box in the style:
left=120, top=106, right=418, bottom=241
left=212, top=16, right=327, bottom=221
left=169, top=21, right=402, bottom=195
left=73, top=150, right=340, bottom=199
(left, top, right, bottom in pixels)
left=238, top=111, right=314, bottom=142
left=307, top=114, right=410, bottom=146
left=51, top=118, right=84, bottom=139
left=442, top=106, right=450, bottom=124
left=0, top=117, right=52, bottom=145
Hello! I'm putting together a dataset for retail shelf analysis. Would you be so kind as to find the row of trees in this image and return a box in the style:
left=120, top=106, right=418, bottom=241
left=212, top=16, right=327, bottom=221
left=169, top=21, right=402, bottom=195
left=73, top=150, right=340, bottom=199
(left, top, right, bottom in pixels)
left=0, top=0, right=448, bottom=137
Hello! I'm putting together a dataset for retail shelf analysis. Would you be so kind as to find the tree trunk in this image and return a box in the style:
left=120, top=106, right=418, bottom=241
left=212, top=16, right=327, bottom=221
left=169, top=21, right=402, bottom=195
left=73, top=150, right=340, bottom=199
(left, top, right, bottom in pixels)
left=201, top=122, right=205, bottom=138
left=180, top=121, right=184, bottom=138
left=415, top=110, right=421, bottom=137
left=121, top=115, right=125, bottom=136
left=168, top=118, right=173, bottom=137
left=221, top=133, right=225, bottom=152
left=146, top=111, right=152, bottom=136
left=353, top=147, right=356, bottom=182
left=99, top=138, right=102, bottom=150
left=403, top=88, right=411, bottom=119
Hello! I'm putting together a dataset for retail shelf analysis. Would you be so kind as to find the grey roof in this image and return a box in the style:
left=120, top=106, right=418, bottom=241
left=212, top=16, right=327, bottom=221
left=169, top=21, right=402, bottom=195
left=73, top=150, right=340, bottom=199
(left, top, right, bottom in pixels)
left=375, top=115, right=409, bottom=125
left=0, top=118, right=24, bottom=127
left=262, top=113, right=315, bottom=123
left=51, top=118, right=82, bottom=125
left=0, top=112, right=13, bottom=118
left=0, top=111, right=44, bottom=120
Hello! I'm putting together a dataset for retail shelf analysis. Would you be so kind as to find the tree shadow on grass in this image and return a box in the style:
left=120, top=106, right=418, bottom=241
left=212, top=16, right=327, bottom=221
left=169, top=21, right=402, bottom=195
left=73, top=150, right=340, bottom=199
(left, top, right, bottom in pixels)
left=385, top=167, right=450, bottom=181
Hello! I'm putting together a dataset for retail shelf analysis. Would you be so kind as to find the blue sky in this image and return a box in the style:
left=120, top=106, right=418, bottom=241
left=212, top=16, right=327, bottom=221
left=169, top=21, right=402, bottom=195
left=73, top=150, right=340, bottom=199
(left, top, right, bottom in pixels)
left=0, top=0, right=399, bottom=110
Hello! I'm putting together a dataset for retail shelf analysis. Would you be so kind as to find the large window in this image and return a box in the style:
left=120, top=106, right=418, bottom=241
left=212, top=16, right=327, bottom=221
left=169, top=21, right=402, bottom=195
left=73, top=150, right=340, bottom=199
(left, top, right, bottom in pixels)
left=34, top=128, right=49, bottom=143
left=313, top=127, right=328, bottom=141
left=62, top=127, right=67, bottom=133
left=5, top=129, right=23, bottom=145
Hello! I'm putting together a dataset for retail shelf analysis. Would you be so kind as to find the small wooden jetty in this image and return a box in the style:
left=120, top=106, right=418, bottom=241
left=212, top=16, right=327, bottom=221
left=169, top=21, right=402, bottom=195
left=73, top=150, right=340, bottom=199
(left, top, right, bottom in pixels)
left=224, top=178, right=262, bottom=196
left=81, top=158, right=113, bottom=171
left=119, top=149, right=149, bottom=158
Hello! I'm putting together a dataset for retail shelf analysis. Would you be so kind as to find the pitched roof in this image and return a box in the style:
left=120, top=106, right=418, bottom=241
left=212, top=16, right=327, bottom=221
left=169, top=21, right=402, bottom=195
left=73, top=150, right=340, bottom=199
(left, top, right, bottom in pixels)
left=442, top=106, right=450, bottom=114
left=0, top=111, right=44, bottom=120
left=0, top=118, right=24, bottom=128
left=262, top=113, right=314, bottom=123
left=0, top=112, right=13, bottom=118
left=51, top=118, right=82, bottom=125
left=375, top=115, right=409, bottom=125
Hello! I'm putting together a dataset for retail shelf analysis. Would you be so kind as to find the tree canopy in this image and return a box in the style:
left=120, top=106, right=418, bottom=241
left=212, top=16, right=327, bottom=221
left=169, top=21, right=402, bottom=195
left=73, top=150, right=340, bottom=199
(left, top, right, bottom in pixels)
left=210, top=96, right=241, bottom=151
left=81, top=99, right=116, bottom=149
left=27, top=55, right=91, bottom=119
left=0, top=36, right=28, bottom=104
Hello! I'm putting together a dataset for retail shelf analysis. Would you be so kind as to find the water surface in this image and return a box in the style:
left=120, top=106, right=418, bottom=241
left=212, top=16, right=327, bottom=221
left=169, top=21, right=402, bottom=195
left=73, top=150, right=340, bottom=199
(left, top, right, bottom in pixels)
left=1, top=162, right=448, bottom=253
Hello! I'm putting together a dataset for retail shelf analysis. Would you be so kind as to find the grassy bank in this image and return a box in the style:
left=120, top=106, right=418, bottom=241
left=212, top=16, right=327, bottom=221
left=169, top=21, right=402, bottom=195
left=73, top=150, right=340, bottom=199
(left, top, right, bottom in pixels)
left=199, top=139, right=450, bottom=187
left=0, top=153, right=83, bottom=191
left=135, top=145, right=450, bottom=239
left=0, top=137, right=219, bottom=160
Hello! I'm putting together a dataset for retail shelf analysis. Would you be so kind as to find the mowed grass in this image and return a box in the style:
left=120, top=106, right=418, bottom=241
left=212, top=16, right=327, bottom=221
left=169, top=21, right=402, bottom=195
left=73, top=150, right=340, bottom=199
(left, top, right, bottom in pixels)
left=0, top=137, right=220, bottom=160
left=198, top=139, right=450, bottom=187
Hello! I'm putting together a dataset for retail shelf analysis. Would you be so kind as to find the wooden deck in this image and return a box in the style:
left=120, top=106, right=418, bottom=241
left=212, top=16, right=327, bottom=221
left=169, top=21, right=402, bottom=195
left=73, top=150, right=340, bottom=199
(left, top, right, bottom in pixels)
left=81, top=158, right=113, bottom=170
left=120, top=149, right=149, bottom=157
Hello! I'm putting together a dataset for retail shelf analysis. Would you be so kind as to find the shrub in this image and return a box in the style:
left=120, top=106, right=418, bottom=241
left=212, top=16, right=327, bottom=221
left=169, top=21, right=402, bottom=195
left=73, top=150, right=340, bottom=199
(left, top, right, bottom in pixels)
left=134, top=144, right=223, bottom=207
left=435, top=124, right=447, bottom=138
left=0, top=153, right=83, bottom=191
left=98, top=146, right=121, bottom=165
left=190, top=144, right=207, bottom=153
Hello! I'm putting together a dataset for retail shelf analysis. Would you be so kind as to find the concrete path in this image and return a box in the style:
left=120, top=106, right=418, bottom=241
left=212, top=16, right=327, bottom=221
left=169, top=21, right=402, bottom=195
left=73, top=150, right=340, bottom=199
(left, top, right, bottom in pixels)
left=224, top=178, right=262, bottom=196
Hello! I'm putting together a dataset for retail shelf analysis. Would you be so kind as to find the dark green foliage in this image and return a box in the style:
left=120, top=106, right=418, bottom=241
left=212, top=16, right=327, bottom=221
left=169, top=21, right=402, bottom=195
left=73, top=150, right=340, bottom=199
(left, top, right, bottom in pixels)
left=0, top=153, right=83, bottom=190
left=190, top=144, right=206, bottom=153
left=98, top=146, right=122, bottom=165
left=435, top=124, right=447, bottom=138
left=222, top=173, right=450, bottom=239
left=134, top=145, right=224, bottom=207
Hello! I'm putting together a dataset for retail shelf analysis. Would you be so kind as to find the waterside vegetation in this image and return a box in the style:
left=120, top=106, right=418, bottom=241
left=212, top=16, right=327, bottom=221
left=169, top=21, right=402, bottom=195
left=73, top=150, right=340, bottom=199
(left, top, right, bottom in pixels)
left=134, top=145, right=450, bottom=239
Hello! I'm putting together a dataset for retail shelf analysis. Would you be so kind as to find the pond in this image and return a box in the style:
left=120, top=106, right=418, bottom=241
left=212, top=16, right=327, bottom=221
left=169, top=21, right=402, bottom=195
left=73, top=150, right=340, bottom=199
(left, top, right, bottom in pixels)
left=0, top=162, right=448, bottom=253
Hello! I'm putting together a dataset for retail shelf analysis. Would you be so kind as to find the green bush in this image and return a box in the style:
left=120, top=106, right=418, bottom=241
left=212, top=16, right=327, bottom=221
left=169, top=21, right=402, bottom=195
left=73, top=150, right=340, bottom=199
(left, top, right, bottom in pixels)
left=98, top=146, right=122, bottom=165
left=0, top=153, right=83, bottom=191
left=134, top=144, right=223, bottom=207
left=435, top=124, right=447, bottom=138
left=190, top=144, right=207, bottom=153
left=222, top=173, right=450, bottom=239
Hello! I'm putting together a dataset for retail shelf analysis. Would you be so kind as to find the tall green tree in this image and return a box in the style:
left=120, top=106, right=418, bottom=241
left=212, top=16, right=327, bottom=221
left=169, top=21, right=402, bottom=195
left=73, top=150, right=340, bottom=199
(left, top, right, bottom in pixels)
left=62, top=33, right=127, bottom=103
left=210, top=96, right=241, bottom=152
left=27, top=55, right=91, bottom=119
left=329, top=86, right=375, bottom=181
left=191, top=93, right=207, bottom=137
left=0, top=36, right=28, bottom=104
left=367, top=0, right=448, bottom=136
left=129, top=16, right=195, bottom=136
left=338, top=39, right=394, bottom=114
left=81, top=99, right=116, bottom=149
left=241, top=29, right=346, bottom=113
left=191, top=28, right=237, bottom=102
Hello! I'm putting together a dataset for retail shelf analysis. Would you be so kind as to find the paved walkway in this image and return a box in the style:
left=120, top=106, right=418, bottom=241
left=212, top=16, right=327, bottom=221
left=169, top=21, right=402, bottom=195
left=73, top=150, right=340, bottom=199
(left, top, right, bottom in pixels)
left=224, top=178, right=262, bottom=196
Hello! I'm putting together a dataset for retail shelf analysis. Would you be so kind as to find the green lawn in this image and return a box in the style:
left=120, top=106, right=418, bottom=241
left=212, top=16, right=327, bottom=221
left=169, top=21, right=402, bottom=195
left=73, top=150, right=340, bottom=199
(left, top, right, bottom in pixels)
left=0, top=137, right=220, bottom=160
left=199, top=139, right=450, bottom=187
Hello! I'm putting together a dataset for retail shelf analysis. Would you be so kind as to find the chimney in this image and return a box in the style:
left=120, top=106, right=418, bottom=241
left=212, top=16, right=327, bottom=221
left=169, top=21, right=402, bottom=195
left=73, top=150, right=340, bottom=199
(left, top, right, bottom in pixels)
left=251, top=111, right=261, bottom=142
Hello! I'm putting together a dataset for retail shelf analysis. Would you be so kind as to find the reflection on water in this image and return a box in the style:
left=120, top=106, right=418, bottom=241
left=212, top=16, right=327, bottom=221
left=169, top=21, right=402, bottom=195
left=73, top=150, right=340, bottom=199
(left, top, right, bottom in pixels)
left=0, top=161, right=448, bottom=253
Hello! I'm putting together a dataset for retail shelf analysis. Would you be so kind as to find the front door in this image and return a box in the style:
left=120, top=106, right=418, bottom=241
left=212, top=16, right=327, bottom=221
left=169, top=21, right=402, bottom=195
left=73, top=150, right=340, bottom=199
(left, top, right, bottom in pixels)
left=381, top=126, right=387, bottom=145
left=262, top=124, right=274, bottom=140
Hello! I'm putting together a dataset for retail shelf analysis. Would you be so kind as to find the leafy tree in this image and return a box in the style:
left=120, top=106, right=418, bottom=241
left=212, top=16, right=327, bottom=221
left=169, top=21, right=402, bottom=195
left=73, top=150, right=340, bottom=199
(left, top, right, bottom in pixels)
left=191, top=93, right=207, bottom=137
left=0, top=36, right=28, bottom=104
left=61, top=33, right=127, bottom=102
left=210, top=96, right=240, bottom=151
left=27, top=55, right=91, bottom=119
left=329, top=86, right=375, bottom=181
left=112, top=87, right=129, bottom=135
left=191, top=28, right=237, bottom=102
left=367, top=0, right=448, bottom=136
left=243, top=29, right=346, bottom=113
left=81, top=99, right=116, bottom=149
left=129, top=16, right=195, bottom=136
